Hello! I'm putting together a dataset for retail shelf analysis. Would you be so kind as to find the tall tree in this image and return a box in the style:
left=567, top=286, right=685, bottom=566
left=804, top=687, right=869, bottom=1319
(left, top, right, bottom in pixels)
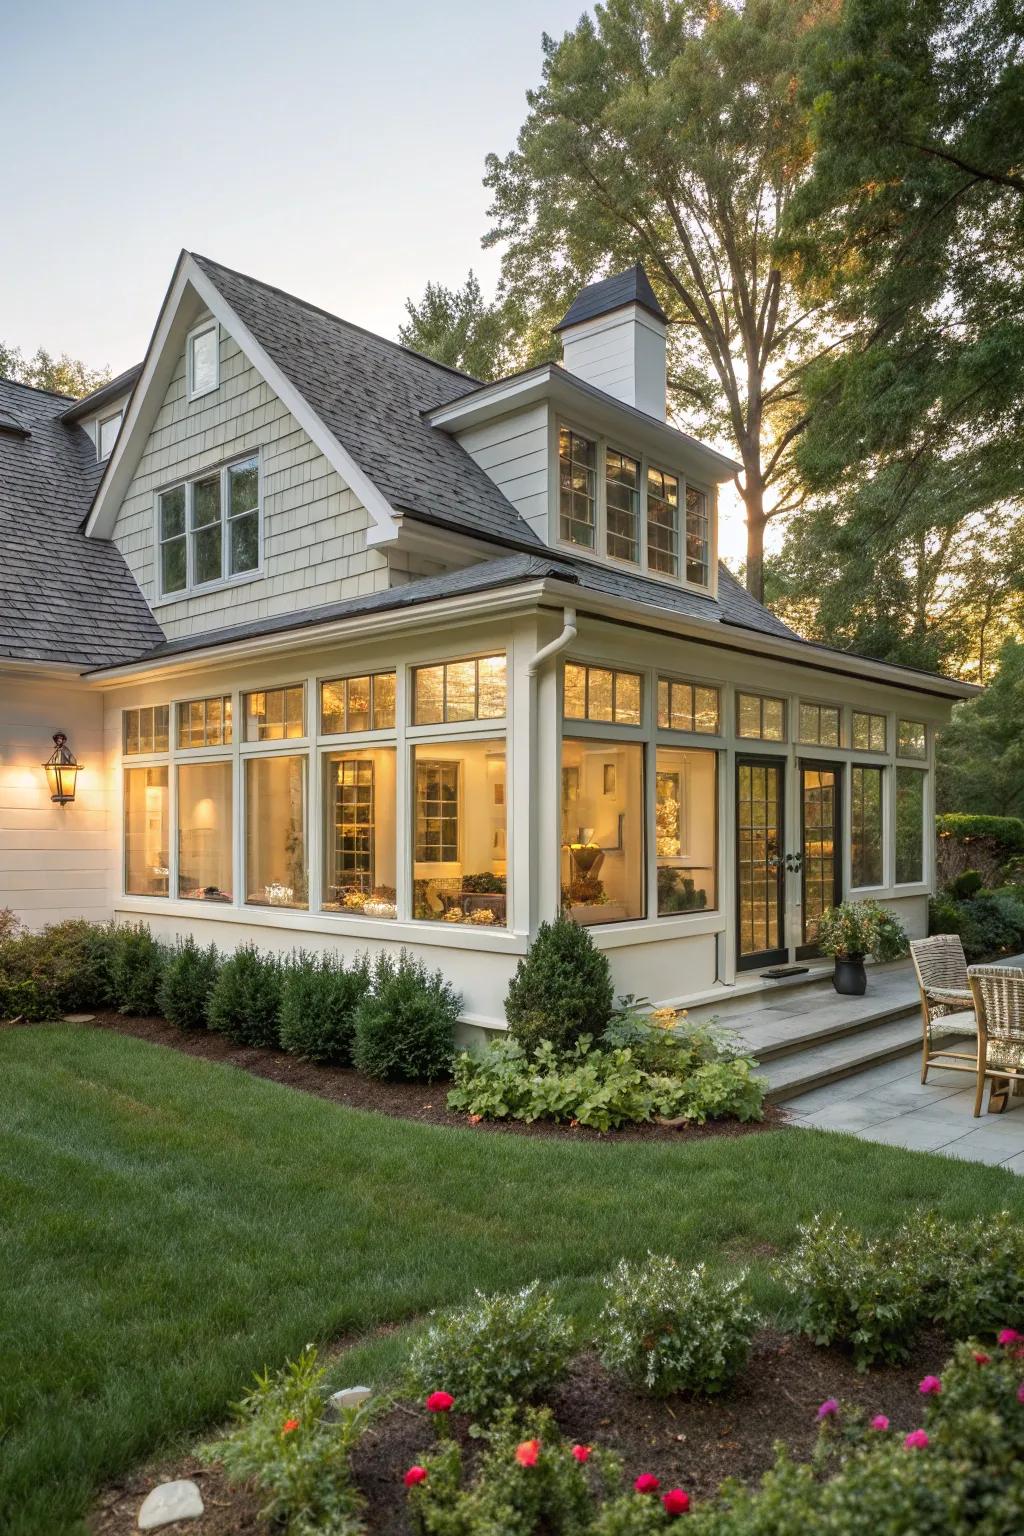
left=0, top=342, right=110, bottom=398
left=937, top=639, right=1024, bottom=815
left=398, top=271, right=514, bottom=381
left=483, top=0, right=840, bottom=600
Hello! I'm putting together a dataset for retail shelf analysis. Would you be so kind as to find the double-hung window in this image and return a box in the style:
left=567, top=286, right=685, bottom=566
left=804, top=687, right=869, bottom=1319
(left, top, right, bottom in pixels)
left=559, top=426, right=597, bottom=548
left=157, top=455, right=260, bottom=597
left=605, top=449, right=640, bottom=563
left=685, top=487, right=709, bottom=586
left=647, top=467, right=679, bottom=576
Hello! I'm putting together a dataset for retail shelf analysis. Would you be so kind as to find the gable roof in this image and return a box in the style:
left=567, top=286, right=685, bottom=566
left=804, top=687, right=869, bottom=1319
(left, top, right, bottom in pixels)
left=0, top=378, right=164, bottom=667
left=554, top=264, right=668, bottom=332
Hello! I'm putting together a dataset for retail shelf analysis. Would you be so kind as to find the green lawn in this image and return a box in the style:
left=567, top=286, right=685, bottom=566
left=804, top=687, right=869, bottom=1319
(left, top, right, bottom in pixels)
left=2, top=1024, right=1022, bottom=1535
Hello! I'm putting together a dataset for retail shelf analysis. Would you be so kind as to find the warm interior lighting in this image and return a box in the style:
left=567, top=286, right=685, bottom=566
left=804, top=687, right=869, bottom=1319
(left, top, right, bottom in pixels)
left=42, top=732, right=81, bottom=805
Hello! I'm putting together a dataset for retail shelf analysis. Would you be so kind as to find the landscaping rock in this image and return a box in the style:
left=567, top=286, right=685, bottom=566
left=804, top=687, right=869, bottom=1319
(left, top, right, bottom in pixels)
left=327, top=1384, right=372, bottom=1417
left=63, top=1014, right=96, bottom=1023
left=137, top=1479, right=204, bottom=1529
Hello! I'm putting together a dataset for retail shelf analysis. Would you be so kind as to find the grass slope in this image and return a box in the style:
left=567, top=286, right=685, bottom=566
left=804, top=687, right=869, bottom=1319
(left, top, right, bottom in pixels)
left=1, top=1024, right=1021, bottom=1535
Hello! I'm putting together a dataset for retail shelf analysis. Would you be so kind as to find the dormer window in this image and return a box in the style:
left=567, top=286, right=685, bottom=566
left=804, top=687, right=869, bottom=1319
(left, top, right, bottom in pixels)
left=187, top=320, right=219, bottom=400
left=97, top=410, right=123, bottom=461
left=605, top=449, right=640, bottom=564
left=647, top=467, right=679, bottom=576
left=559, top=426, right=597, bottom=548
left=686, top=486, right=709, bottom=586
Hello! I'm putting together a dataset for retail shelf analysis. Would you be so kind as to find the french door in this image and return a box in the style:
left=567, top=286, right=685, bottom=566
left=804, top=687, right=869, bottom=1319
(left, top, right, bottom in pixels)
left=736, top=757, right=786, bottom=970
left=797, top=762, right=843, bottom=958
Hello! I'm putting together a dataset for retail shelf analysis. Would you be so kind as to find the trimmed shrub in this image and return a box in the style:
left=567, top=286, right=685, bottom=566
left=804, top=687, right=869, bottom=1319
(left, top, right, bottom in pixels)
left=505, top=916, right=614, bottom=1055
left=353, top=950, right=459, bottom=1082
left=158, top=935, right=221, bottom=1030
left=208, top=943, right=284, bottom=1048
left=929, top=887, right=1024, bottom=961
left=948, top=868, right=984, bottom=900
left=406, top=1283, right=574, bottom=1421
left=110, top=923, right=166, bottom=1015
left=910, top=1210, right=1024, bottom=1339
left=0, top=918, right=117, bottom=1021
left=598, top=1255, right=756, bottom=1396
left=278, top=951, right=370, bottom=1065
left=936, top=812, right=1024, bottom=888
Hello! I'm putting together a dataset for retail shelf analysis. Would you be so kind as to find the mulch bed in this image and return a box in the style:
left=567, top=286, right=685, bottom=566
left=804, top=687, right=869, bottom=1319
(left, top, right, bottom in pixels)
left=73, top=1011, right=788, bottom=1142
left=90, top=1328, right=949, bottom=1535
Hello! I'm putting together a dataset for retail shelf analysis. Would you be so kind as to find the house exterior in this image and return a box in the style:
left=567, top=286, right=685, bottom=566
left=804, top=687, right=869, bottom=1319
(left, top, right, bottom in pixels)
left=0, top=253, right=975, bottom=1033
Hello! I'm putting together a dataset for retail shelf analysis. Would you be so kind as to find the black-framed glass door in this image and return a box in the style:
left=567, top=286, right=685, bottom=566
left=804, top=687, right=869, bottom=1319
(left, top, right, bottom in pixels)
left=797, top=761, right=843, bottom=958
left=736, top=756, right=786, bottom=970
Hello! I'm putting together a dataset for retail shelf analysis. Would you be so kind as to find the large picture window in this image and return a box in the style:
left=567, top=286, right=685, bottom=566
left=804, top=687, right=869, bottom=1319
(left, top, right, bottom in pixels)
left=245, top=756, right=307, bottom=908
left=412, top=741, right=507, bottom=926
left=124, top=766, right=169, bottom=897
left=851, top=765, right=884, bottom=888
left=655, top=747, right=717, bottom=915
left=412, top=656, right=506, bottom=725
left=561, top=739, right=644, bottom=925
left=322, top=748, right=397, bottom=918
left=895, top=768, right=926, bottom=884
left=178, top=761, right=232, bottom=901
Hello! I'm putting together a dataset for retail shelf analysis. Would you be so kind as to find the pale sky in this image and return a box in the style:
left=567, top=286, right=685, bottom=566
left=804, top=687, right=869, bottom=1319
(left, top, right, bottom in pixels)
left=3, top=0, right=748, bottom=563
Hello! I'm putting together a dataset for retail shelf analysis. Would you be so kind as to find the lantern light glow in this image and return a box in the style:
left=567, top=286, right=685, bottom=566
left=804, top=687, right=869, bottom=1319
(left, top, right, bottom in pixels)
left=42, top=733, right=81, bottom=805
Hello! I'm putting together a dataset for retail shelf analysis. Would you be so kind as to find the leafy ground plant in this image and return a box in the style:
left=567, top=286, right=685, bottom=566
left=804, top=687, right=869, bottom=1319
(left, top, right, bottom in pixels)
left=406, top=1282, right=574, bottom=1422
left=599, top=1255, right=756, bottom=1397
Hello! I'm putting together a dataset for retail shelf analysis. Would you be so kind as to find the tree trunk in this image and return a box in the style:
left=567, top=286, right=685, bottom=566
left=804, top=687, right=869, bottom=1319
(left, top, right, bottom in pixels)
left=741, top=467, right=767, bottom=603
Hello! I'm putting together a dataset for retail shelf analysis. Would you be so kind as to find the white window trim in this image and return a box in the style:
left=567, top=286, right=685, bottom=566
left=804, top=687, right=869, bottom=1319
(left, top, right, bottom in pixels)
left=850, top=708, right=889, bottom=753
left=554, top=416, right=715, bottom=597
left=796, top=697, right=843, bottom=749
left=186, top=319, right=220, bottom=401
left=97, top=410, right=123, bottom=462
left=153, top=450, right=263, bottom=603
left=655, top=671, right=723, bottom=738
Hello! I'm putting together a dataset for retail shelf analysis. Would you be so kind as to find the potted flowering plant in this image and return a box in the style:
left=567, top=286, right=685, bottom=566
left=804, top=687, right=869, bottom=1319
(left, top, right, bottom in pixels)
left=816, top=900, right=909, bottom=995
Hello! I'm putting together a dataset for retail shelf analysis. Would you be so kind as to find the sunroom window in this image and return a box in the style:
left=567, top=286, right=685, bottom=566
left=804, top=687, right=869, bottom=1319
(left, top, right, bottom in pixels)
left=798, top=702, right=840, bottom=747
left=243, top=685, right=305, bottom=741
left=177, top=696, right=232, bottom=749
left=563, top=663, right=641, bottom=725
left=605, top=449, right=640, bottom=563
left=412, top=656, right=506, bottom=725
left=561, top=738, right=644, bottom=924
left=178, top=761, right=232, bottom=901
left=656, top=747, right=717, bottom=914
left=245, top=755, right=307, bottom=909
left=647, top=467, right=679, bottom=576
left=559, top=426, right=596, bottom=548
left=851, top=765, right=884, bottom=887
left=737, top=692, right=786, bottom=741
left=123, top=766, right=169, bottom=897
left=895, top=767, right=925, bottom=884
left=323, top=749, right=397, bottom=918
left=412, top=741, right=507, bottom=926
left=657, top=678, right=719, bottom=734
left=321, top=672, right=397, bottom=734
left=123, top=705, right=169, bottom=755
left=852, top=710, right=887, bottom=752
left=897, top=719, right=927, bottom=759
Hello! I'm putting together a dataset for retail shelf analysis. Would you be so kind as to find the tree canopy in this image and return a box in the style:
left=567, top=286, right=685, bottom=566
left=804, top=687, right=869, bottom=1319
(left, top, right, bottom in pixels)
left=0, top=341, right=110, bottom=399
left=397, top=271, right=513, bottom=381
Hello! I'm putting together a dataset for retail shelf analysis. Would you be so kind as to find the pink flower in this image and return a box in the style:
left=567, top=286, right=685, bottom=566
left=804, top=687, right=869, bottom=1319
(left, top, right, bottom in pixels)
left=571, top=1444, right=592, bottom=1463
left=919, top=1375, right=942, bottom=1396
left=973, top=1352, right=991, bottom=1365
left=662, top=1488, right=691, bottom=1516
left=816, top=1398, right=839, bottom=1421
left=998, top=1328, right=1023, bottom=1346
left=404, top=1466, right=428, bottom=1487
left=904, top=1429, right=929, bottom=1450
left=634, top=1473, right=661, bottom=1494
left=426, top=1391, right=454, bottom=1413
left=870, top=1415, right=890, bottom=1431
left=515, top=1439, right=540, bottom=1468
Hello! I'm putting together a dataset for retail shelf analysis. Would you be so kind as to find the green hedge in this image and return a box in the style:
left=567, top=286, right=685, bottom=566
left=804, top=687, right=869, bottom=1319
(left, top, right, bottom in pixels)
left=936, top=813, right=1024, bottom=849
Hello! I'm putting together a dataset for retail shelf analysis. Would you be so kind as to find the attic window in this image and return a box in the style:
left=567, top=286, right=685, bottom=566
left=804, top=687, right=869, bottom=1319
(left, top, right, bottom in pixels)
left=97, top=410, right=123, bottom=461
left=187, top=321, right=219, bottom=400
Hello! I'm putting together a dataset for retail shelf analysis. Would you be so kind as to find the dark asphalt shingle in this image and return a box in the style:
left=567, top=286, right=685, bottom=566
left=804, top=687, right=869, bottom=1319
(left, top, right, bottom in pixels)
left=554, top=264, right=668, bottom=332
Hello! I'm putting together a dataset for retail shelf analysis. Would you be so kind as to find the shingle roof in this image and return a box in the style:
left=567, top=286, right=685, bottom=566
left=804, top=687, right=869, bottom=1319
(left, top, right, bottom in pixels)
left=0, top=379, right=164, bottom=667
left=554, top=264, right=668, bottom=332
left=192, top=255, right=547, bottom=551
left=59, top=363, right=142, bottom=422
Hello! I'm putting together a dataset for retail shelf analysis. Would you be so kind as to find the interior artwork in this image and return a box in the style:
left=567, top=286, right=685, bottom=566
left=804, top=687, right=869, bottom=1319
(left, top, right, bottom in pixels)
left=655, top=746, right=717, bottom=914
left=561, top=739, right=644, bottom=924
left=412, top=740, right=507, bottom=925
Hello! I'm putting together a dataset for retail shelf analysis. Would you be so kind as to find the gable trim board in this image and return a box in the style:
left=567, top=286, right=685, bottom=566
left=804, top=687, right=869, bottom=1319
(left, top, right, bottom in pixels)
left=84, top=253, right=399, bottom=546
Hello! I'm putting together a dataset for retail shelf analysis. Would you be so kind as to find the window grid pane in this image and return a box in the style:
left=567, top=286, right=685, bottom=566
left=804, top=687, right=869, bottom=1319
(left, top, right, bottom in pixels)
left=244, top=685, right=306, bottom=741
left=685, top=486, right=709, bottom=586
left=605, top=449, right=640, bottom=563
left=559, top=425, right=596, bottom=548
left=414, top=759, right=459, bottom=862
left=647, top=468, right=679, bottom=576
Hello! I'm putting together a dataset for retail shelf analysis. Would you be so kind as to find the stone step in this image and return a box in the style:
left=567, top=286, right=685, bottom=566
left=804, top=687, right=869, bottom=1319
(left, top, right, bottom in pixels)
left=733, top=993, right=923, bottom=1065
left=760, top=1013, right=924, bottom=1102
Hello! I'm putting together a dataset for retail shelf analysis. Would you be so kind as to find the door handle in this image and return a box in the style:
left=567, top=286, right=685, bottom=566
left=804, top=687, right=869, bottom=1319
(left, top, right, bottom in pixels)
left=785, top=852, right=804, bottom=873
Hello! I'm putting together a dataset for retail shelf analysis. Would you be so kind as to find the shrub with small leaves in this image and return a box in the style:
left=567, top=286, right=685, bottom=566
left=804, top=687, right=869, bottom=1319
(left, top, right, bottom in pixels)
left=200, top=1345, right=367, bottom=1535
left=775, top=1217, right=922, bottom=1369
left=598, top=1255, right=756, bottom=1397
left=208, top=943, right=284, bottom=1048
left=158, top=935, right=221, bottom=1030
left=111, top=923, right=167, bottom=1015
left=907, top=1210, right=1024, bottom=1340
left=279, top=951, right=370, bottom=1065
left=407, top=1282, right=574, bottom=1422
left=505, top=915, right=615, bottom=1055
left=353, top=950, right=459, bottom=1082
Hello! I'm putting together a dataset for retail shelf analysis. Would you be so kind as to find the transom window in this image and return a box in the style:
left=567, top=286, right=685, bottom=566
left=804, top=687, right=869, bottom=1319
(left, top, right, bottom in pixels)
left=737, top=692, right=786, bottom=741
left=123, top=705, right=169, bottom=755
left=559, top=426, right=597, bottom=548
left=647, top=467, right=679, bottom=576
left=321, top=672, right=397, bottom=734
left=798, top=702, right=840, bottom=747
left=564, top=663, right=641, bottom=725
left=657, top=677, right=720, bottom=734
left=177, top=695, right=233, bottom=749
left=158, top=455, right=260, bottom=597
left=187, top=321, right=219, bottom=399
left=852, top=711, right=887, bottom=752
left=243, top=685, right=305, bottom=742
left=97, top=411, right=122, bottom=461
left=685, top=486, right=710, bottom=587
left=412, top=655, right=506, bottom=725
left=605, top=449, right=640, bottom=563
left=897, top=719, right=927, bottom=759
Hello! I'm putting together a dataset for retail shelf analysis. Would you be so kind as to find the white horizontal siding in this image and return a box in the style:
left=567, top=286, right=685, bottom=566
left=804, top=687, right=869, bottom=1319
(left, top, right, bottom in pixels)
left=455, top=404, right=550, bottom=542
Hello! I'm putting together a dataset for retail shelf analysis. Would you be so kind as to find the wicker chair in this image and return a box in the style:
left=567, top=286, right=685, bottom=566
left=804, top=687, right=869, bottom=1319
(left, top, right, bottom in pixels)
left=909, top=934, right=978, bottom=1085
left=967, top=965, right=1024, bottom=1116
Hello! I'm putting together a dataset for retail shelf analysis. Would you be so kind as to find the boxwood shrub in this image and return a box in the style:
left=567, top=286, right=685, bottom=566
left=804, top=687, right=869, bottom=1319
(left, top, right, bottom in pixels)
left=353, top=950, right=459, bottom=1081
left=505, top=915, right=614, bottom=1055
left=158, top=935, right=221, bottom=1030
left=208, top=943, right=284, bottom=1048
left=278, top=951, right=370, bottom=1065
left=111, top=923, right=167, bottom=1016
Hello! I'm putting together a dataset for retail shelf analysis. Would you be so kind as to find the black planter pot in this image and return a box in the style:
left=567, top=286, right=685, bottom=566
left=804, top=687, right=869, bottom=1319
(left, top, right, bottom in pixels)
left=833, top=954, right=867, bottom=996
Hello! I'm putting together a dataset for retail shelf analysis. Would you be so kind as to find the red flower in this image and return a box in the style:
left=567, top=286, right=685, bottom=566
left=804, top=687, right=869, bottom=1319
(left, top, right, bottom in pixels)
left=571, top=1444, right=592, bottom=1463
left=281, top=1417, right=299, bottom=1435
left=634, top=1473, right=660, bottom=1494
left=973, top=1352, right=991, bottom=1365
left=515, top=1439, right=541, bottom=1467
left=426, top=1391, right=455, bottom=1413
left=404, top=1465, right=428, bottom=1487
left=998, top=1328, right=1023, bottom=1347
left=662, top=1488, right=691, bottom=1516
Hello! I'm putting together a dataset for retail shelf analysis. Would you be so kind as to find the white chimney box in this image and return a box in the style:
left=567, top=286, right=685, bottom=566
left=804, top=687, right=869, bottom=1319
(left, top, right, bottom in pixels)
left=555, top=266, right=668, bottom=421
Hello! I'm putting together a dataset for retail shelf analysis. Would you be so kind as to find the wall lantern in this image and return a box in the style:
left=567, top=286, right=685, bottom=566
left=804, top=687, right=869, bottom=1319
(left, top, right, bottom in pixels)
left=42, top=732, right=82, bottom=805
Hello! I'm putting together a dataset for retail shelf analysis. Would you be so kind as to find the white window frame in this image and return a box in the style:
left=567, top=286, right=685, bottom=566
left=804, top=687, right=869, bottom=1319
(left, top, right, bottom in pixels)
left=186, top=320, right=220, bottom=401
left=97, top=410, right=123, bottom=462
left=555, top=416, right=715, bottom=596
left=154, top=451, right=263, bottom=602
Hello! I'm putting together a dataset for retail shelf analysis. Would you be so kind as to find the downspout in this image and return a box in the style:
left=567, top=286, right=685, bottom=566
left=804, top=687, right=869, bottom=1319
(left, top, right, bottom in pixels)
left=526, top=608, right=577, bottom=942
